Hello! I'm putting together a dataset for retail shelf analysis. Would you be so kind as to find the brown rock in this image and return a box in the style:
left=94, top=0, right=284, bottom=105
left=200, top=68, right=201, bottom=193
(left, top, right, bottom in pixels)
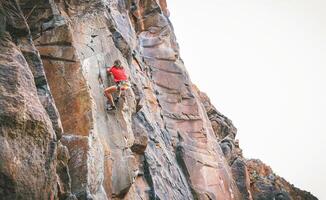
left=247, top=159, right=318, bottom=200
left=57, top=142, right=75, bottom=199
left=231, top=159, right=252, bottom=200
left=60, top=134, right=105, bottom=199
left=131, top=134, right=148, bottom=154
left=197, top=87, right=318, bottom=200
left=0, top=0, right=318, bottom=200
left=131, top=113, right=149, bottom=154
left=0, top=32, right=57, bottom=199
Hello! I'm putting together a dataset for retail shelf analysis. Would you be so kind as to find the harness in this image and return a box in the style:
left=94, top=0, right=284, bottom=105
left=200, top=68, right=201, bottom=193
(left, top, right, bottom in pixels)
left=116, top=80, right=130, bottom=91
left=114, top=80, right=130, bottom=104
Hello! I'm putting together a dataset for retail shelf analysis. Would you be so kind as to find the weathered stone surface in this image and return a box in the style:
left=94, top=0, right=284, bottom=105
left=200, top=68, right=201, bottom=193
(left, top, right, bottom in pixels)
left=0, top=0, right=318, bottom=200
left=112, top=154, right=138, bottom=197
left=61, top=135, right=90, bottom=198
left=198, top=90, right=237, bottom=140
left=57, top=142, right=76, bottom=200
left=60, top=134, right=105, bottom=199
left=4, top=0, right=65, bottom=140
left=0, top=32, right=58, bottom=199
left=247, top=159, right=317, bottom=200
left=137, top=5, right=242, bottom=198
left=131, top=114, right=148, bottom=154
left=0, top=1, right=75, bottom=199
left=198, top=88, right=318, bottom=200
left=231, top=159, right=252, bottom=200
left=34, top=24, right=93, bottom=137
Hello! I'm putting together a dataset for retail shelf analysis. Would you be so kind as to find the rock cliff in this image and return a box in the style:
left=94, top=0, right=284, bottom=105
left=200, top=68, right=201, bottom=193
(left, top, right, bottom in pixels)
left=0, top=0, right=318, bottom=200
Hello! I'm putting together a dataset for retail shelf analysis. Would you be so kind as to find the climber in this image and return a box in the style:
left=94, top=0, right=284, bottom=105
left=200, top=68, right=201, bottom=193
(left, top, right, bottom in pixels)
left=104, top=59, right=129, bottom=111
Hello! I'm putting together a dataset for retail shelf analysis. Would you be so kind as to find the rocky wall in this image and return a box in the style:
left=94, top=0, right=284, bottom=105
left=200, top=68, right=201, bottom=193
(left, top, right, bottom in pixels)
left=198, top=89, right=317, bottom=200
left=0, top=0, right=318, bottom=200
left=0, top=1, right=73, bottom=199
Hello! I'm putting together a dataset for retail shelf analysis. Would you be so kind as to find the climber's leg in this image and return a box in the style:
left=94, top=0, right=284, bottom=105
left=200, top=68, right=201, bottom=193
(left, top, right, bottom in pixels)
left=114, top=89, right=121, bottom=104
left=114, top=82, right=129, bottom=104
left=104, top=86, right=117, bottom=108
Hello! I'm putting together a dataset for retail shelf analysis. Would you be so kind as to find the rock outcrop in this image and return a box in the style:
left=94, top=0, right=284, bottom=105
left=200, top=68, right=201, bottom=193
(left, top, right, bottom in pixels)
left=0, top=0, right=318, bottom=200
left=198, top=90, right=317, bottom=200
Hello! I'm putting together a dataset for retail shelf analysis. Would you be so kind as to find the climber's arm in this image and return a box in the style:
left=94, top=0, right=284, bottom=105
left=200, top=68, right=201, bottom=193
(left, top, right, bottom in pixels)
left=106, top=66, right=113, bottom=75
left=107, top=66, right=115, bottom=80
left=106, top=66, right=115, bottom=83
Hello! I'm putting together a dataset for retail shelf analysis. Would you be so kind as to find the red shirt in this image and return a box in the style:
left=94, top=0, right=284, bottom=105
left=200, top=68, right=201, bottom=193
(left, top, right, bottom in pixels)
left=108, top=66, right=128, bottom=82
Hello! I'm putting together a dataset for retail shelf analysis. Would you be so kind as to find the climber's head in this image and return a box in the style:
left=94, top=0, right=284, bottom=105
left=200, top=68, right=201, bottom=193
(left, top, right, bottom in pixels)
left=114, top=60, right=122, bottom=68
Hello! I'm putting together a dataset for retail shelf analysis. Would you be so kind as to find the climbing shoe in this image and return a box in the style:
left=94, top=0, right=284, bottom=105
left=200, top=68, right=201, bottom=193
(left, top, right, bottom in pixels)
left=106, top=105, right=116, bottom=112
left=106, top=102, right=116, bottom=112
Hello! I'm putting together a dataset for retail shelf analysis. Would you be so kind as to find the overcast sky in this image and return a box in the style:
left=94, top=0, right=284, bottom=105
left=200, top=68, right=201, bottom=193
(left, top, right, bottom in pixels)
left=167, top=0, right=326, bottom=199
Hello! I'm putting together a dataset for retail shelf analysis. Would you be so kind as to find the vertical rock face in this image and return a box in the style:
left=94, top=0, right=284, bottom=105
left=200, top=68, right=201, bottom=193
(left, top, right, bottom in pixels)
left=0, top=33, right=56, bottom=200
left=0, top=0, right=318, bottom=200
left=0, top=1, right=75, bottom=199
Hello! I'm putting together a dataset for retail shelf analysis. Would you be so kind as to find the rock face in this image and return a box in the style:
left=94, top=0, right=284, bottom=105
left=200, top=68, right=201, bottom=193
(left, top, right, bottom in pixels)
left=0, top=0, right=318, bottom=200
left=198, top=90, right=317, bottom=200
left=246, top=159, right=318, bottom=200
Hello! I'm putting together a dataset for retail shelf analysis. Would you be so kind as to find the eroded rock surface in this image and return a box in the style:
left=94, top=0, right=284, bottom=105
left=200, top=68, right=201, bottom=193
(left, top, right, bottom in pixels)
left=0, top=0, right=318, bottom=200
left=247, top=159, right=317, bottom=200
left=198, top=90, right=317, bottom=200
left=0, top=1, right=74, bottom=199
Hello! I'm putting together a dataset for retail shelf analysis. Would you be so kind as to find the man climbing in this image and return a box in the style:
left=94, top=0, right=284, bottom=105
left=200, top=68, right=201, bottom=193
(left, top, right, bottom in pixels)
left=104, top=59, right=129, bottom=111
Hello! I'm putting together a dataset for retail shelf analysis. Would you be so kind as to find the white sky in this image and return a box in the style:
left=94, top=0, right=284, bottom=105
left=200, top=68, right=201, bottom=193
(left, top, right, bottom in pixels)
left=167, top=0, right=326, bottom=199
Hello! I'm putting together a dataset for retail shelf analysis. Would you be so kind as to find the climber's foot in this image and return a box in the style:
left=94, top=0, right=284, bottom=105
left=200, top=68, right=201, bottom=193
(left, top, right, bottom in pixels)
left=106, top=103, right=116, bottom=112
left=106, top=105, right=116, bottom=112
